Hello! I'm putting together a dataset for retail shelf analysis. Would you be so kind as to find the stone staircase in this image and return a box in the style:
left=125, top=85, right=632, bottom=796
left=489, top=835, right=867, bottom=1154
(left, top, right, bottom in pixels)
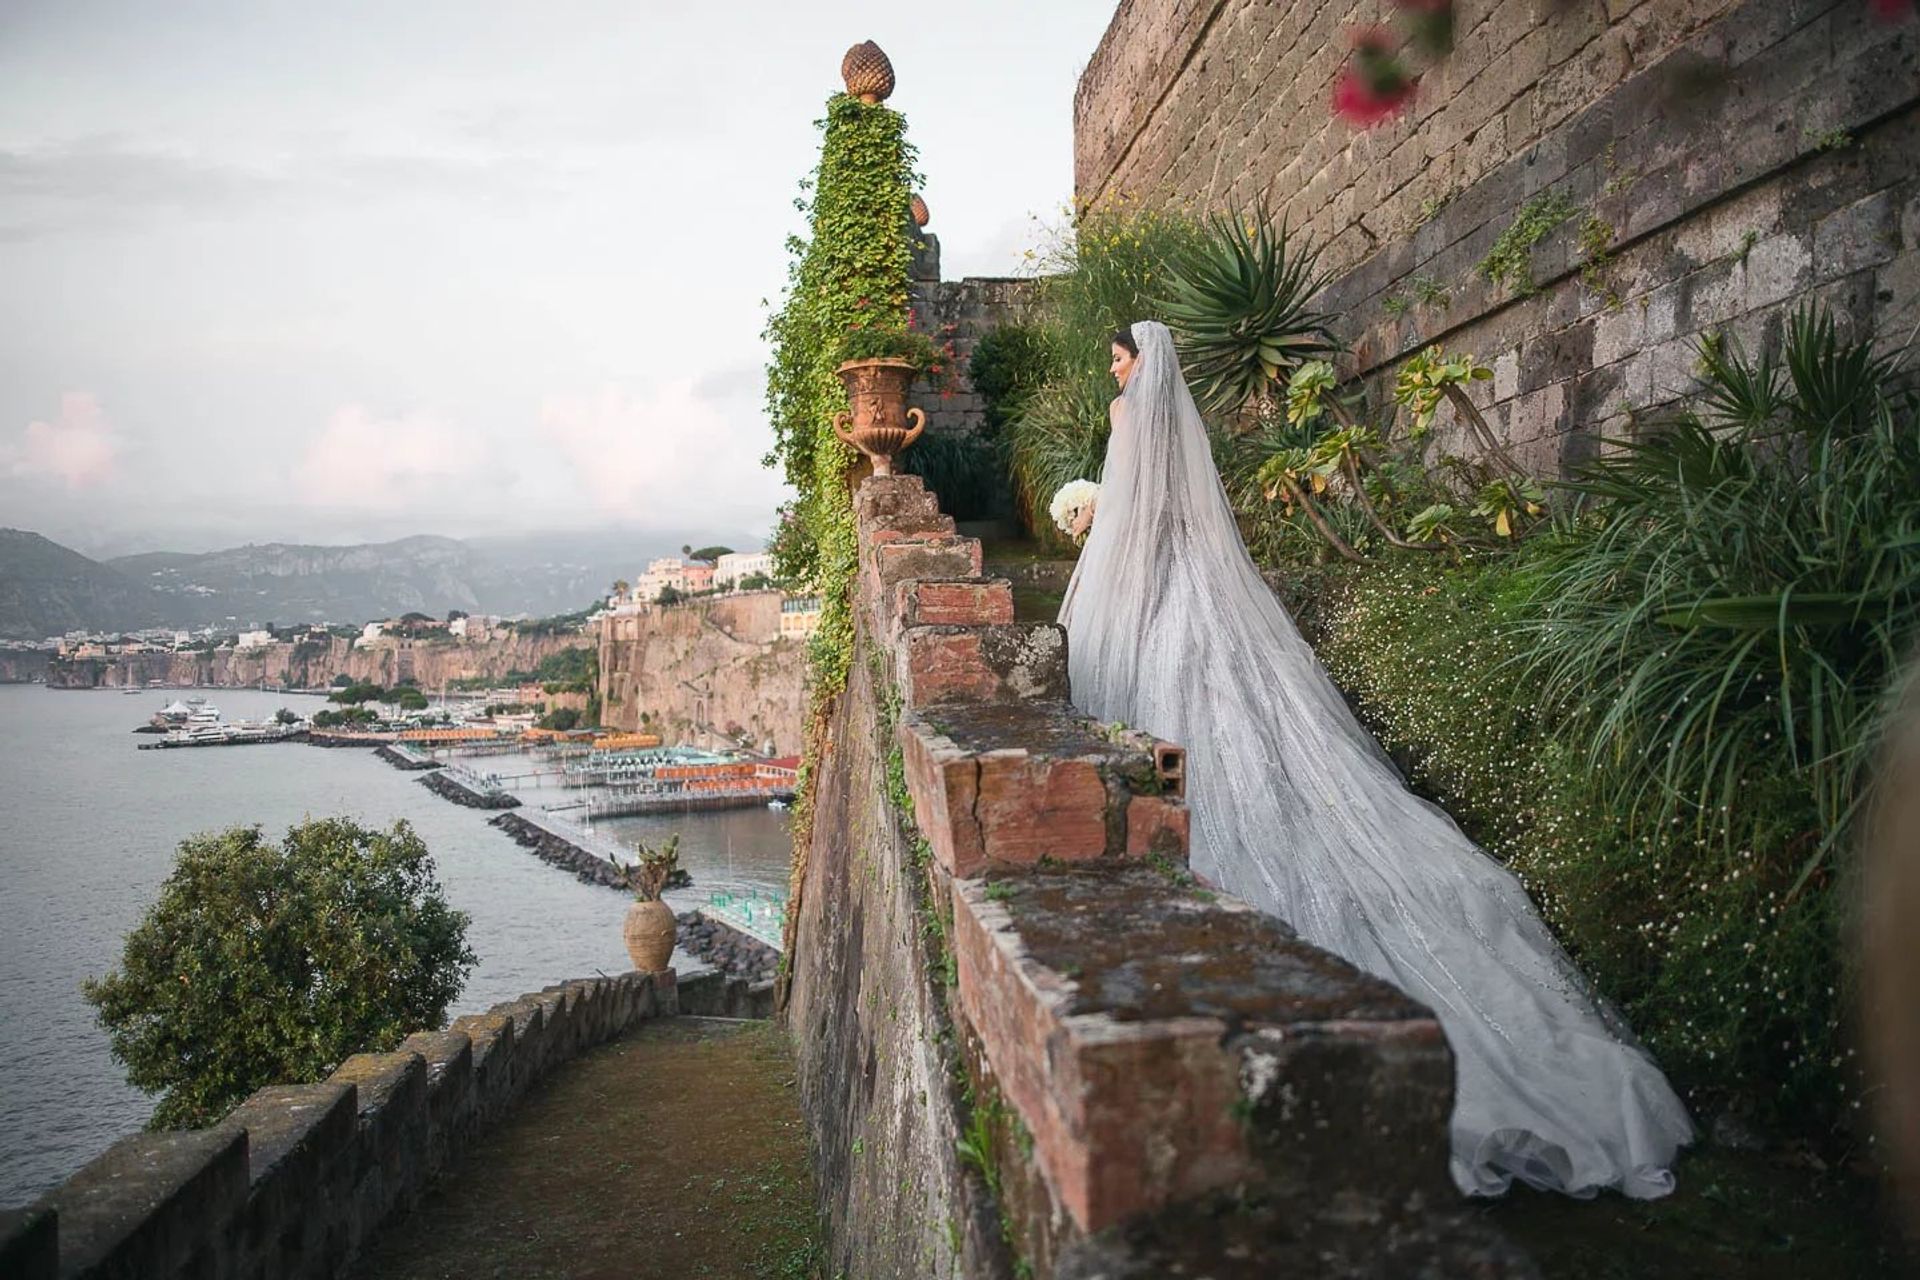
left=805, top=474, right=1534, bottom=1276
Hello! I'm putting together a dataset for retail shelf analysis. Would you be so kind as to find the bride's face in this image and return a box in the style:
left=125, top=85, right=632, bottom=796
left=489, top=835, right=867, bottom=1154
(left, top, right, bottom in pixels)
left=1110, top=342, right=1136, bottom=389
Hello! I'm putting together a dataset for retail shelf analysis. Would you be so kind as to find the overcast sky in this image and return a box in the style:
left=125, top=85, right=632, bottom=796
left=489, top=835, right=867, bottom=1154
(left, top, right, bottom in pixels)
left=0, top=1, right=1113, bottom=557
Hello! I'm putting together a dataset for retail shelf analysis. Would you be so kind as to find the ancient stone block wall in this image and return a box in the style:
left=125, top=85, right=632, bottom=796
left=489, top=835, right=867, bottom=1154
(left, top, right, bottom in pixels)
left=2, top=969, right=730, bottom=1280
left=909, top=233, right=1041, bottom=438
left=784, top=473, right=1534, bottom=1277
left=596, top=591, right=806, bottom=754
left=1076, top=0, right=1920, bottom=473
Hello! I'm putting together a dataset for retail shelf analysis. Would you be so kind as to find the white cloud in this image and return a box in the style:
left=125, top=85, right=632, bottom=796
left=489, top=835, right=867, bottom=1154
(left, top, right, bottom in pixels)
left=538, top=382, right=786, bottom=526
left=5, top=392, right=120, bottom=488
left=296, top=404, right=484, bottom=511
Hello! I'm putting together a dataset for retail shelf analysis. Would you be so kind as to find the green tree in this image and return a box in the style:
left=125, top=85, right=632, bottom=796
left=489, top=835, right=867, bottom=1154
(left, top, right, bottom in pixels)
left=537, top=707, right=582, bottom=731
left=83, top=818, right=475, bottom=1128
left=395, top=688, right=430, bottom=711
left=687, top=545, right=733, bottom=563
left=330, top=673, right=353, bottom=687
left=273, top=707, right=298, bottom=725
left=656, top=585, right=684, bottom=606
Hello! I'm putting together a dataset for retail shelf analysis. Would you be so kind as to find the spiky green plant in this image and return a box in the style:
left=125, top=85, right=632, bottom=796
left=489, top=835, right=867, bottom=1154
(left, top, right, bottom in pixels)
left=1518, top=307, right=1920, bottom=882
left=1160, top=208, right=1339, bottom=418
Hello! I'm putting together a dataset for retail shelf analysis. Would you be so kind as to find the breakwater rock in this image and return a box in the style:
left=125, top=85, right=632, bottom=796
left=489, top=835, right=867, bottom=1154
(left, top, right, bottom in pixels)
left=377, top=744, right=443, bottom=771
left=418, top=770, right=519, bottom=809
left=486, top=811, right=692, bottom=892
left=676, top=911, right=779, bottom=986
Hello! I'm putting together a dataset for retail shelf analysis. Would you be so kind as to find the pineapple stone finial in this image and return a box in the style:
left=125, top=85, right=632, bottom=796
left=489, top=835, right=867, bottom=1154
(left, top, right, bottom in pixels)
left=841, top=40, right=896, bottom=104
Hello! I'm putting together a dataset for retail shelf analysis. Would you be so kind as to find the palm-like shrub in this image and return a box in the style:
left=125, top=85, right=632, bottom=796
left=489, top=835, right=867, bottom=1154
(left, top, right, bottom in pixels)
left=1160, top=209, right=1339, bottom=420
left=1523, top=309, right=1919, bottom=867
left=1496, top=308, right=1920, bottom=1119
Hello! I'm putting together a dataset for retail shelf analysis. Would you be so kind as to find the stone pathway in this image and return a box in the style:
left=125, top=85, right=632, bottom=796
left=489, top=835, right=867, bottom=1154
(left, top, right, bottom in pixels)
left=351, top=1019, right=821, bottom=1280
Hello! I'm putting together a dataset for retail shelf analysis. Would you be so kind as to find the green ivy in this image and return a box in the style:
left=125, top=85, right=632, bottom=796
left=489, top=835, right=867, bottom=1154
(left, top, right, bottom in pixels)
left=1477, top=190, right=1575, bottom=296
left=763, top=93, right=919, bottom=839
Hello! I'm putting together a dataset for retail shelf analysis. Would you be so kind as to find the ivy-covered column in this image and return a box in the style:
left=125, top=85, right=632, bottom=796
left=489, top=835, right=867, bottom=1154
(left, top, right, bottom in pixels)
left=764, top=44, right=919, bottom=963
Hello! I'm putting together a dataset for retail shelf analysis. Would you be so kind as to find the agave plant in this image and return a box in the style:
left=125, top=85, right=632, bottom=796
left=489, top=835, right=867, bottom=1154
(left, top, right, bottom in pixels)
left=1161, top=208, right=1339, bottom=420
left=1516, top=305, right=1920, bottom=888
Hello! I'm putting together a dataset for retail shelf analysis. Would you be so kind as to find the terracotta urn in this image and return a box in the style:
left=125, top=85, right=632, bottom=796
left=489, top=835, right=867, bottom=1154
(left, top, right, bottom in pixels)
left=833, top=357, right=925, bottom=477
left=909, top=193, right=930, bottom=229
left=623, top=898, right=676, bottom=972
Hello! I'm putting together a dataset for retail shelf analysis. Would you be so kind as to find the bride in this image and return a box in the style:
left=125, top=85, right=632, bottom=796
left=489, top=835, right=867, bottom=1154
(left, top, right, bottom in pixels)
left=1058, top=320, right=1694, bottom=1200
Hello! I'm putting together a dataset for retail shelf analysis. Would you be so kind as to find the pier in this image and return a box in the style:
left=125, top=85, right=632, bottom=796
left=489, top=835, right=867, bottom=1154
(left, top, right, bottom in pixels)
left=136, top=728, right=308, bottom=750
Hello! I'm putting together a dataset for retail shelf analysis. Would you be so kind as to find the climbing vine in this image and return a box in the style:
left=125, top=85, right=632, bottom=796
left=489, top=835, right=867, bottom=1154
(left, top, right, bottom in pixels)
left=763, top=92, right=918, bottom=863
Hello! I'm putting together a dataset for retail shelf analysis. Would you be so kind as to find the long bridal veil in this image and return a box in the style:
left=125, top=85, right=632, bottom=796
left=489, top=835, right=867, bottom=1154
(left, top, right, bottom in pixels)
left=1058, top=320, right=1693, bottom=1199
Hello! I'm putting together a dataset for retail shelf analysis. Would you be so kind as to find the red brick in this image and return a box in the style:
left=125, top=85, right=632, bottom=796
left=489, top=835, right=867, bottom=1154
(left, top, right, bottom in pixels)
left=895, top=577, right=1015, bottom=628
left=895, top=624, right=1068, bottom=709
left=950, top=870, right=1454, bottom=1235
left=1124, top=794, right=1190, bottom=859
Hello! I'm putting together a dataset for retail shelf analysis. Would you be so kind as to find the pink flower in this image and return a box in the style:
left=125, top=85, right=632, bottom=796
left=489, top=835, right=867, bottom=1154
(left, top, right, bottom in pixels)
left=1333, top=29, right=1416, bottom=127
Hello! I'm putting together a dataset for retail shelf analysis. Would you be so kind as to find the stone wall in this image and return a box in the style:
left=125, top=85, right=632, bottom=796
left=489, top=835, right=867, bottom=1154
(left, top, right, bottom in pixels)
left=44, top=629, right=591, bottom=692
left=1075, top=0, right=1920, bottom=473
left=909, top=233, right=1041, bottom=438
left=784, top=474, right=1533, bottom=1277
left=596, top=591, right=806, bottom=755
left=2, top=968, right=710, bottom=1280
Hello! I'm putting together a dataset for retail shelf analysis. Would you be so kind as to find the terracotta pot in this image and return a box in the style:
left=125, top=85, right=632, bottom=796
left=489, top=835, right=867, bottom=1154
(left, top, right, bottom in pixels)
left=909, top=193, right=930, bottom=229
left=833, top=357, right=926, bottom=478
left=623, top=899, right=676, bottom=972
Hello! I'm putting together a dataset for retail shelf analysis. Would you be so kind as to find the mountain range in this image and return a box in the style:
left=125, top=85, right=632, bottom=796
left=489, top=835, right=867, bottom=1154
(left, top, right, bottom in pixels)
left=0, top=526, right=749, bottom=640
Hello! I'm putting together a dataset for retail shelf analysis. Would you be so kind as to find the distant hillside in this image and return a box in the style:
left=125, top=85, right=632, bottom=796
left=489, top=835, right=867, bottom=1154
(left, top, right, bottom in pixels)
left=0, top=529, right=158, bottom=639
left=109, top=535, right=484, bottom=628
left=0, top=525, right=759, bottom=637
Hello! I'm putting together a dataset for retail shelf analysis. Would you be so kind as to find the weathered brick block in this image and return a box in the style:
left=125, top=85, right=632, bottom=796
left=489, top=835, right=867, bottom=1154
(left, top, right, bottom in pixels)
left=898, top=702, right=1187, bottom=878
left=852, top=473, right=939, bottom=529
left=895, top=576, right=1015, bottom=628
left=895, top=623, right=1068, bottom=708
left=866, top=535, right=983, bottom=604
left=35, top=1128, right=249, bottom=1280
left=952, top=869, right=1453, bottom=1235
left=329, top=1052, right=428, bottom=1214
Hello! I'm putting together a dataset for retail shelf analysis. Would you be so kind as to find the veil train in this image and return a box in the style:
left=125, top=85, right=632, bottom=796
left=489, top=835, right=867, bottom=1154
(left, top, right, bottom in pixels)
left=1058, top=320, right=1694, bottom=1199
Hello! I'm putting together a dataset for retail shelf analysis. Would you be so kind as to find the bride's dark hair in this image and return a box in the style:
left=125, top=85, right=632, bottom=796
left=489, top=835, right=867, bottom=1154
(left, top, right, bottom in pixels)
left=1110, top=328, right=1139, bottom=357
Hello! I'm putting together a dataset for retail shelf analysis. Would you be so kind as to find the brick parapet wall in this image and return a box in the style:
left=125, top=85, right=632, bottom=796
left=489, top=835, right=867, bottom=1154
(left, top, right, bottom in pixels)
left=1076, top=0, right=1919, bottom=475
left=3, top=968, right=752, bottom=1280
left=785, top=473, right=1534, bottom=1277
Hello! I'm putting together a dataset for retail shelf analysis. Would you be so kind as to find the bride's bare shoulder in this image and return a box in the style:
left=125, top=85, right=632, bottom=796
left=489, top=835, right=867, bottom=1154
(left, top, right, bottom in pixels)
left=1109, top=396, right=1126, bottom=420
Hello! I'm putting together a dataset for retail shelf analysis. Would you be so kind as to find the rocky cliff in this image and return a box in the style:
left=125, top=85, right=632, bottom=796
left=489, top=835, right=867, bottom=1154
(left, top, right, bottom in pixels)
left=597, top=593, right=806, bottom=756
left=0, top=646, right=51, bottom=683
left=44, top=630, right=591, bottom=691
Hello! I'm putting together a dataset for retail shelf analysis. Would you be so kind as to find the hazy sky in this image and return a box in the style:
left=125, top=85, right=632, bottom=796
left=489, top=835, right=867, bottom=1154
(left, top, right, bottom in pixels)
left=0, top=1, right=1113, bottom=556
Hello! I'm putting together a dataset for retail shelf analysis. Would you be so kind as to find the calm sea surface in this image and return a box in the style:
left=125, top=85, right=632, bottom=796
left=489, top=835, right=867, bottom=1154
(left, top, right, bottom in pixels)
left=0, top=684, right=792, bottom=1207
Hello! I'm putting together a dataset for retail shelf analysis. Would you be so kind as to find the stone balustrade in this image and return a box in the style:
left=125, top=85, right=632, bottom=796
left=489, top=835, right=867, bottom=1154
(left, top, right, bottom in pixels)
left=3, top=968, right=755, bottom=1280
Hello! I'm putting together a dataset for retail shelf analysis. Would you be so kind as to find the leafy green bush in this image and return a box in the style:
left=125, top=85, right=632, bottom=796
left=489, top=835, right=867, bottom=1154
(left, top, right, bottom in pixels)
left=83, top=819, right=474, bottom=1128
left=537, top=707, right=582, bottom=731
left=1005, top=202, right=1205, bottom=539
left=899, top=431, right=1009, bottom=523
left=968, top=323, right=1051, bottom=435
left=329, top=681, right=386, bottom=705
left=834, top=323, right=942, bottom=371
left=1297, top=310, right=1919, bottom=1132
left=395, top=688, right=430, bottom=711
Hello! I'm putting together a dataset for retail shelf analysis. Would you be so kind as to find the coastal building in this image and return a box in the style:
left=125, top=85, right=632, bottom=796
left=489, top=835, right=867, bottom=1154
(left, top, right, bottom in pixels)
left=779, top=597, right=822, bottom=639
left=683, top=562, right=715, bottom=594
left=355, top=622, right=385, bottom=649
left=235, top=630, right=273, bottom=650
left=715, top=550, right=774, bottom=589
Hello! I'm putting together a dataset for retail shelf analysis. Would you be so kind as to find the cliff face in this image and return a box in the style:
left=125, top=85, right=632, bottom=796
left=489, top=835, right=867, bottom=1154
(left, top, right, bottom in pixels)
left=44, top=631, right=591, bottom=691
left=597, top=592, right=806, bottom=756
left=0, top=647, right=50, bottom=683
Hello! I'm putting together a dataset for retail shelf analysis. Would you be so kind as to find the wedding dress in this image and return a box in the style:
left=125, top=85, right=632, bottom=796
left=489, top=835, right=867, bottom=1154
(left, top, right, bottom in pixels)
left=1057, top=320, right=1694, bottom=1199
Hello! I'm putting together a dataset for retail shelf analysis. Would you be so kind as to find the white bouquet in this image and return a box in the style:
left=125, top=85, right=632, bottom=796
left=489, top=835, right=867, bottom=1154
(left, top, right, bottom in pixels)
left=1049, top=479, right=1100, bottom=538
